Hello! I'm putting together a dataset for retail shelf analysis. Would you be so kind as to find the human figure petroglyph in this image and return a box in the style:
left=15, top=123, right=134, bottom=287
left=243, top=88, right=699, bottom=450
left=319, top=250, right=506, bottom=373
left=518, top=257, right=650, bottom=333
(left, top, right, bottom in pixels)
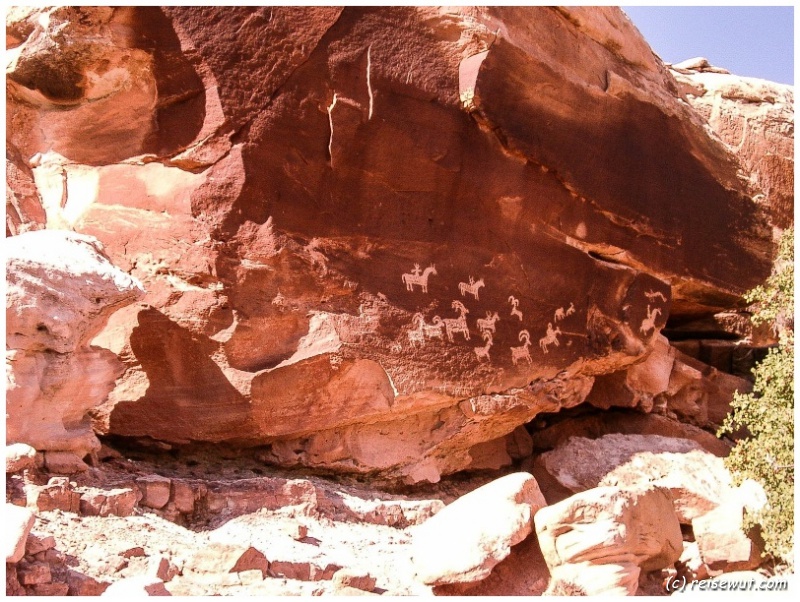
left=459, top=276, right=485, bottom=301
left=476, top=311, right=500, bottom=334
left=539, top=322, right=562, bottom=354
left=640, top=305, right=662, bottom=335
left=645, top=290, right=667, bottom=303
left=402, top=264, right=437, bottom=293
left=443, top=300, right=470, bottom=342
left=474, top=331, right=493, bottom=362
left=508, top=296, right=523, bottom=321
left=511, top=330, right=532, bottom=366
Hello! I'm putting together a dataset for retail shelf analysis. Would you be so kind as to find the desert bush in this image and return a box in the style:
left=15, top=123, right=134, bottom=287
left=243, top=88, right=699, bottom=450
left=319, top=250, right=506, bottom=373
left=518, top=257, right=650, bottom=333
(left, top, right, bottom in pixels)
left=719, top=228, right=794, bottom=565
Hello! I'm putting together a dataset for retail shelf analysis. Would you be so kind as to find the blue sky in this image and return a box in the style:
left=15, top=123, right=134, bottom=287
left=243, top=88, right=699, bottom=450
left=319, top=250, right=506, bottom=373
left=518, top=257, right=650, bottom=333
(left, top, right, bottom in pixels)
left=623, top=6, right=794, bottom=85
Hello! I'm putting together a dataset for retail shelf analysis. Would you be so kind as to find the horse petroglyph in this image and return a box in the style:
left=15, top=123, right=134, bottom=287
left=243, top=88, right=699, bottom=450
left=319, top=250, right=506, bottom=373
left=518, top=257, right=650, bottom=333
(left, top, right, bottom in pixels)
left=443, top=300, right=470, bottom=342
left=539, top=322, right=562, bottom=354
left=511, top=330, right=532, bottom=366
left=402, top=263, right=437, bottom=293
left=476, top=311, right=500, bottom=335
left=459, top=276, right=485, bottom=301
left=474, top=331, right=493, bottom=362
left=508, top=296, right=523, bottom=321
left=640, top=304, right=662, bottom=335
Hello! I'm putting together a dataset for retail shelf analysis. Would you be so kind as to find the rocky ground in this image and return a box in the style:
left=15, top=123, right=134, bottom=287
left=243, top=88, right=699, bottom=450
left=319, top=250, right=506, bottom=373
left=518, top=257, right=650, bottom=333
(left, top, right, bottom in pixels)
left=5, top=440, right=512, bottom=596
left=5, top=428, right=784, bottom=596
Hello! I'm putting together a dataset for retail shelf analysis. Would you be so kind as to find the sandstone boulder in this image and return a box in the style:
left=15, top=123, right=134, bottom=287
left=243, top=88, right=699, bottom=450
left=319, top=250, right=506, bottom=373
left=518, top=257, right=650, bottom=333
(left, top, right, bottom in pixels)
left=534, top=485, right=682, bottom=594
left=79, top=487, right=139, bottom=518
left=5, top=503, right=36, bottom=563
left=6, top=230, right=143, bottom=459
left=6, top=443, right=37, bottom=473
left=540, top=434, right=734, bottom=522
left=25, top=533, right=56, bottom=556
left=7, top=7, right=773, bottom=482
left=43, top=450, right=90, bottom=474
left=27, top=476, right=82, bottom=513
left=411, top=472, right=546, bottom=586
left=137, top=475, right=172, bottom=510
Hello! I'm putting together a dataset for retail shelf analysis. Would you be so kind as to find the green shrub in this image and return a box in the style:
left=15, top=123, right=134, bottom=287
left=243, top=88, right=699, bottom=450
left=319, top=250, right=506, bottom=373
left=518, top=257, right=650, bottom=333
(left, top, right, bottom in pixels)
left=719, top=228, right=794, bottom=565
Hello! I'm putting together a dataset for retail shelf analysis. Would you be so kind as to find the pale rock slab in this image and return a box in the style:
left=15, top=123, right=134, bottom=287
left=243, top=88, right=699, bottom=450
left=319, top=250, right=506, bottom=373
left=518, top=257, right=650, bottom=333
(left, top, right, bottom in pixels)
left=411, top=472, right=547, bottom=585
left=540, top=434, right=734, bottom=522
left=693, top=501, right=764, bottom=574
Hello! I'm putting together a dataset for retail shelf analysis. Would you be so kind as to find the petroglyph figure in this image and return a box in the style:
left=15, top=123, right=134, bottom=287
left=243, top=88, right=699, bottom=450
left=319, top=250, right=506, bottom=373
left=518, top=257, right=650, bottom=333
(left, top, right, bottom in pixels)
left=459, top=276, right=485, bottom=301
left=554, top=302, right=576, bottom=322
left=476, top=311, right=500, bottom=334
left=640, top=305, right=662, bottom=335
left=509, top=296, right=523, bottom=321
left=443, top=300, right=470, bottom=342
left=474, top=331, right=493, bottom=362
left=645, top=290, right=667, bottom=303
left=413, top=312, right=444, bottom=341
left=402, top=264, right=437, bottom=293
left=356, top=304, right=380, bottom=336
left=511, top=330, right=532, bottom=366
left=272, top=291, right=286, bottom=307
left=423, top=316, right=445, bottom=340
left=408, top=316, right=426, bottom=347
left=539, top=322, right=562, bottom=354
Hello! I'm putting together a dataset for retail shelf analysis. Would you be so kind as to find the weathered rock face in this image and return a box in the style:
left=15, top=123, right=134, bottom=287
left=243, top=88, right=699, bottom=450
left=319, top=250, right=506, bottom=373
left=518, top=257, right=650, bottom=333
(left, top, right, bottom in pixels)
left=6, top=230, right=144, bottom=459
left=585, top=334, right=752, bottom=428
left=671, top=58, right=794, bottom=230
left=6, top=7, right=774, bottom=482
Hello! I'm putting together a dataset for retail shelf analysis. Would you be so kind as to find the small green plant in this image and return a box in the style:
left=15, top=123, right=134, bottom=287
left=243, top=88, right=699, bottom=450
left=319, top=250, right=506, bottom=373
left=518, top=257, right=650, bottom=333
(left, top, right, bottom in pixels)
left=719, top=228, right=794, bottom=566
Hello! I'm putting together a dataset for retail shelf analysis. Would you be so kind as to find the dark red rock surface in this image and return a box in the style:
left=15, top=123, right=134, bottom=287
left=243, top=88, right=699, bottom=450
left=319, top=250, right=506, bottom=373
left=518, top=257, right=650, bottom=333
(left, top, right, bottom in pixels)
left=6, top=7, right=776, bottom=482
